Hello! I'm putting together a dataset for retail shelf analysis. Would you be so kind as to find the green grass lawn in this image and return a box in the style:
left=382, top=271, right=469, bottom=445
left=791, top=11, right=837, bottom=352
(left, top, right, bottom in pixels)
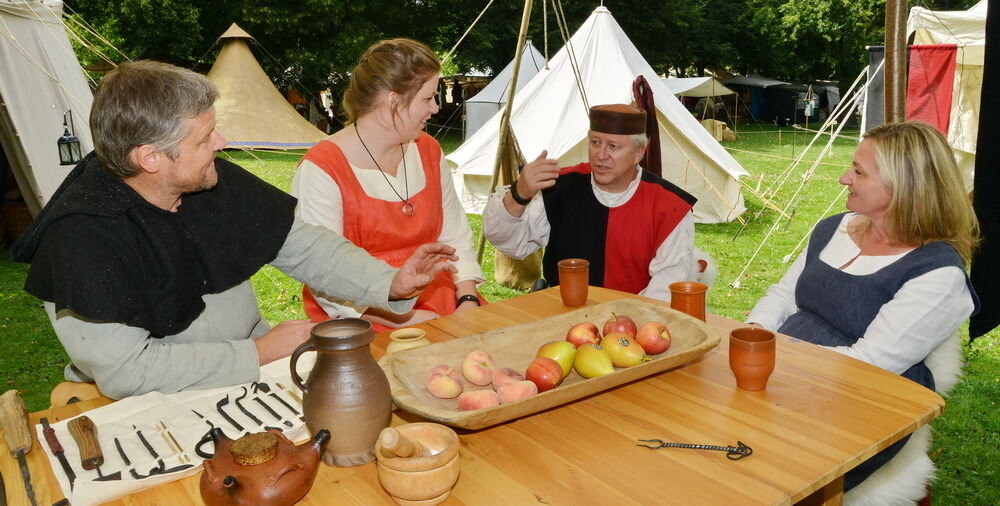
left=1, top=126, right=997, bottom=503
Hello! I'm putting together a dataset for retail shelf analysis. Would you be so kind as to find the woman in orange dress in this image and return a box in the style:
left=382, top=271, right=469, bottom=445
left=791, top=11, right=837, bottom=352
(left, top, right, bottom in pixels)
left=291, top=38, right=484, bottom=332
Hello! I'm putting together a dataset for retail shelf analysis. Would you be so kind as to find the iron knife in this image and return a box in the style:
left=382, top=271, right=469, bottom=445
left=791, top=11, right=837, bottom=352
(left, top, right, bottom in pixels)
left=39, top=418, right=76, bottom=490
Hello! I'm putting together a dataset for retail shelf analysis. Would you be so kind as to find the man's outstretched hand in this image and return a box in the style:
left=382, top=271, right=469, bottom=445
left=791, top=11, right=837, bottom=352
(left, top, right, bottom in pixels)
left=389, top=243, right=458, bottom=300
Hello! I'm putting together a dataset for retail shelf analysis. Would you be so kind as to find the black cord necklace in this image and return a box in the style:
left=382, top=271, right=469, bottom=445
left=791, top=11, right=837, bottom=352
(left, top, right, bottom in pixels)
left=354, top=123, right=414, bottom=216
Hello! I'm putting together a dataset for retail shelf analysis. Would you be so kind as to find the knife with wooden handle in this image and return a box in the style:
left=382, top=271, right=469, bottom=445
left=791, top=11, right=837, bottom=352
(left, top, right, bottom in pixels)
left=67, top=416, right=103, bottom=470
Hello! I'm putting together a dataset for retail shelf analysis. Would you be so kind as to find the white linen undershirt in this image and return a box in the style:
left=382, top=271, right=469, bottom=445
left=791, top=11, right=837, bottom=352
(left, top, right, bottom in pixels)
left=481, top=165, right=694, bottom=302
left=746, top=213, right=974, bottom=375
left=290, top=141, right=484, bottom=318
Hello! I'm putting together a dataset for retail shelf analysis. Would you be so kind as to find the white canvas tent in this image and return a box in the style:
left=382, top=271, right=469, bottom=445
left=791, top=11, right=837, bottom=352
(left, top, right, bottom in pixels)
left=663, top=77, right=735, bottom=97
left=463, top=40, right=546, bottom=141
left=907, top=0, right=986, bottom=188
left=0, top=0, right=93, bottom=216
left=207, top=23, right=326, bottom=150
left=448, top=6, right=747, bottom=223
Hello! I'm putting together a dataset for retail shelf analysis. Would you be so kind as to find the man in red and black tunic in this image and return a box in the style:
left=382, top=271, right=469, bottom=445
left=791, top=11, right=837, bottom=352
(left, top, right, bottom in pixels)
left=483, top=104, right=697, bottom=301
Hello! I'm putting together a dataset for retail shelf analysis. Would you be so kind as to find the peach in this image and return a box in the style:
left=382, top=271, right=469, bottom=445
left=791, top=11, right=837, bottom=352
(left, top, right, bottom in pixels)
left=425, top=364, right=461, bottom=383
left=425, top=374, right=463, bottom=399
left=496, top=380, right=538, bottom=404
left=491, top=367, right=525, bottom=390
left=462, top=350, right=495, bottom=386
left=457, top=390, right=500, bottom=411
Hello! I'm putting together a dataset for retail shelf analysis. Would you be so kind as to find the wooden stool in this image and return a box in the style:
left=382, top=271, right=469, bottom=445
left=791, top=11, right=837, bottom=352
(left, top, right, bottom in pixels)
left=49, top=382, right=104, bottom=409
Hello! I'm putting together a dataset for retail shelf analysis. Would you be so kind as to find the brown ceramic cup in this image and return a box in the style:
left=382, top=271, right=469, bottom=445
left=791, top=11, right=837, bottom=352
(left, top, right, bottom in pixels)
left=669, top=281, right=708, bottom=321
left=728, top=327, right=776, bottom=391
left=557, top=258, right=589, bottom=307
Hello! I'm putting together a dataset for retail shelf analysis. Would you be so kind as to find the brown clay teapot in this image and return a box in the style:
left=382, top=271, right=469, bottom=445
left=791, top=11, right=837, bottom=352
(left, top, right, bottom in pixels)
left=199, top=427, right=330, bottom=506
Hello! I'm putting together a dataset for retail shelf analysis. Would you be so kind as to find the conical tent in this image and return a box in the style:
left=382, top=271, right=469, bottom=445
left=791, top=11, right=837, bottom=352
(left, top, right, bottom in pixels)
left=207, top=23, right=326, bottom=149
left=907, top=0, right=987, bottom=188
left=448, top=7, right=747, bottom=223
left=463, top=40, right=546, bottom=141
left=0, top=0, right=94, bottom=217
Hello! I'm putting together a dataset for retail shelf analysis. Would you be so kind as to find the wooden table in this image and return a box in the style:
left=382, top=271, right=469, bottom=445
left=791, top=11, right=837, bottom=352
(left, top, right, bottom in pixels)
left=1, top=287, right=944, bottom=505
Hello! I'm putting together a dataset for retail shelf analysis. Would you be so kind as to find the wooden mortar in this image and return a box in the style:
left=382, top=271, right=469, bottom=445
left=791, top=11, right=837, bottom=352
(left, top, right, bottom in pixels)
left=374, top=423, right=461, bottom=505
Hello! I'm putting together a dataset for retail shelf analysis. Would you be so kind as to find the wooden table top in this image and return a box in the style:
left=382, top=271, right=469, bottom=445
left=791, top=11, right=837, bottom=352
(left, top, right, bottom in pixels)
left=1, top=287, right=944, bottom=505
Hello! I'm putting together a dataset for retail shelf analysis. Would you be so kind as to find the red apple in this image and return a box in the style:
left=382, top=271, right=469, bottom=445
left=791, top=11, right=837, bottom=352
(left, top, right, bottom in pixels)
left=602, top=312, right=637, bottom=339
left=565, top=322, right=601, bottom=348
left=525, top=357, right=564, bottom=392
left=536, top=341, right=577, bottom=378
left=635, top=321, right=672, bottom=355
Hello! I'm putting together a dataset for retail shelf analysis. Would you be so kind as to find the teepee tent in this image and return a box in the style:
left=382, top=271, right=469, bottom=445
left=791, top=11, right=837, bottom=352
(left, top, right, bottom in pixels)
left=907, top=0, right=987, bottom=188
left=448, top=6, right=747, bottom=223
left=0, top=0, right=93, bottom=217
left=207, top=23, right=326, bottom=150
left=663, top=77, right=735, bottom=98
left=463, top=40, right=546, bottom=141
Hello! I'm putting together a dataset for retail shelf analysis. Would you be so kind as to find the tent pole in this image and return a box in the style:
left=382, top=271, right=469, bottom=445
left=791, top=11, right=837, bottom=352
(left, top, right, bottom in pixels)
left=884, top=0, right=907, bottom=122
left=476, top=0, right=533, bottom=262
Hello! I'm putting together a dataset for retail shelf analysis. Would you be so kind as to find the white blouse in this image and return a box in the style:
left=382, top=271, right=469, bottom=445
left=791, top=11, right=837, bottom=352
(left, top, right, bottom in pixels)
left=747, top=213, right=974, bottom=375
left=481, top=166, right=695, bottom=302
left=290, top=141, right=484, bottom=319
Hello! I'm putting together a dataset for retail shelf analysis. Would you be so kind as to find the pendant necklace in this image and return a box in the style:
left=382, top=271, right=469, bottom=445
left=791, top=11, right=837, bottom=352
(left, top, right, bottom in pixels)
left=355, top=123, right=414, bottom=216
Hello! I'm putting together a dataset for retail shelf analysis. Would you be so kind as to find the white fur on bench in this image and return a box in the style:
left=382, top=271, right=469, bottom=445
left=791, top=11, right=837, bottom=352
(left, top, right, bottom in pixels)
left=844, top=334, right=963, bottom=505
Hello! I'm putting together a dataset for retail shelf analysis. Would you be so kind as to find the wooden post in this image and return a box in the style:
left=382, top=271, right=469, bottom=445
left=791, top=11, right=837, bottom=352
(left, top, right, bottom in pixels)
left=884, top=0, right=907, bottom=122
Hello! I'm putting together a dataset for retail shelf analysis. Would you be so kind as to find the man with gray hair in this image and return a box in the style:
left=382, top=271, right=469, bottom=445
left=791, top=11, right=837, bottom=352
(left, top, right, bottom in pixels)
left=12, top=61, right=457, bottom=399
left=483, top=104, right=697, bottom=301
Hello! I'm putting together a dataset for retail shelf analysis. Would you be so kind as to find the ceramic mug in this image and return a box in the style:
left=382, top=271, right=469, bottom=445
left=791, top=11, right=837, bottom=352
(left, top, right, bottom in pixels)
left=557, top=258, right=590, bottom=307
left=669, top=281, right=708, bottom=321
left=728, top=327, right=776, bottom=391
left=385, top=328, right=431, bottom=354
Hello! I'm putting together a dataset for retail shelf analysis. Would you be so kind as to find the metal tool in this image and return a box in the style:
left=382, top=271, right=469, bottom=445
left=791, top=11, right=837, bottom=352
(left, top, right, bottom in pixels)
left=39, top=418, right=76, bottom=490
left=113, top=436, right=146, bottom=479
left=0, top=390, right=37, bottom=506
left=191, top=409, right=214, bottom=429
left=250, top=383, right=293, bottom=428
left=636, top=439, right=753, bottom=460
left=215, top=395, right=245, bottom=432
left=67, top=416, right=120, bottom=481
left=1, top=467, right=7, bottom=506
left=262, top=383, right=305, bottom=422
left=133, top=425, right=165, bottom=473
left=233, top=387, right=263, bottom=427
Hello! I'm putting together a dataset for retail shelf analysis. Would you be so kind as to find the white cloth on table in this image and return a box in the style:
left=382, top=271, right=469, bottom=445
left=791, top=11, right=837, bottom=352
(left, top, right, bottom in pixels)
left=481, top=165, right=694, bottom=302
left=746, top=212, right=973, bottom=376
left=291, top=141, right=484, bottom=319
left=35, top=355, right=315, bottom=506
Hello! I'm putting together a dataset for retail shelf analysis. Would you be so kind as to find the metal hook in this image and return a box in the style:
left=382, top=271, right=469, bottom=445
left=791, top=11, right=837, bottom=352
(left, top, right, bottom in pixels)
left=636, top=439, right=753, bottom=461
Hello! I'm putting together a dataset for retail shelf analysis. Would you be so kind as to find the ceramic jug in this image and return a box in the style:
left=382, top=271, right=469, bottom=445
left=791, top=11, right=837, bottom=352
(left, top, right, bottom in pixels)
left=199, top=428, right=330, bottom=506
left=290, top=318, right=392, bottom=466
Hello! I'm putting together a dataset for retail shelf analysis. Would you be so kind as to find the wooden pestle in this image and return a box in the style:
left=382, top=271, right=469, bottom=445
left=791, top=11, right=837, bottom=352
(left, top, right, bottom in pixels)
left=378, top=427, right=425, bottom=458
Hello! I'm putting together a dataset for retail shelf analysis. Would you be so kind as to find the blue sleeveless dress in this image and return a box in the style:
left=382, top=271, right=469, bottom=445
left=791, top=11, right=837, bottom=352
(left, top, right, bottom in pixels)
left=778, top=213, right=978, bottom=490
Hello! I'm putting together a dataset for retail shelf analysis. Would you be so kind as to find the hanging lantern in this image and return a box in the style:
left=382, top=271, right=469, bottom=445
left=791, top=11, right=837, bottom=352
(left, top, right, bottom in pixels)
left=57, top=110, right=82, bottom=165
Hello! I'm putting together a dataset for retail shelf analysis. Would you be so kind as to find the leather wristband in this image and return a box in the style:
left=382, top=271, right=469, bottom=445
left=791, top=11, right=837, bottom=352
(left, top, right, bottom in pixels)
left=457, top=294, right=481, bottom=306
left=509, top=179, right=532, bottom=206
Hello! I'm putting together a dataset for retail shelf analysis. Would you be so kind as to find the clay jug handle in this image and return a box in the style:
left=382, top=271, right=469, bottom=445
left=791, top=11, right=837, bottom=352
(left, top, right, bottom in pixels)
left=378, top=427, right=424, bottom=458
left=289, top=339, right=316, bottom=394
